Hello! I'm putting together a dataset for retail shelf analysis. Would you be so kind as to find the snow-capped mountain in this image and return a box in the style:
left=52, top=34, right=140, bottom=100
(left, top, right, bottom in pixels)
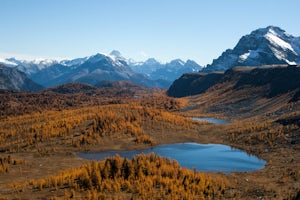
left=0, top=57, right=60, bottom=75
left=0, top=51, right=163, bottom=88
left=129, top=58, right=202, bottom=82
left=16, top=59, right=59, bottom=75
left=29, top=52, right=153, bottom=87
left=150, top=59, right=202, bottom=81
left=204, top=26, right=300, bottom=72
left=129, top=58, right=164, bottom=75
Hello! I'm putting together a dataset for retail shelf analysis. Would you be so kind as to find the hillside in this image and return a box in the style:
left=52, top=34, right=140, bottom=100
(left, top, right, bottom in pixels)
left=168, top=65, right=300, bottom=120
left=167, top=72, right=224, bottom=97
left=168, top=64, right=300, bottom=101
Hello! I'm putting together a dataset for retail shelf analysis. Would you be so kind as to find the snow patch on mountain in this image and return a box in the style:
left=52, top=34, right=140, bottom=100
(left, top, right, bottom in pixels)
left=238, top=50, right=259, bottom=62
left=265, top=28, right=297, bottom=54
left=61, top=57, right=88, bottom=67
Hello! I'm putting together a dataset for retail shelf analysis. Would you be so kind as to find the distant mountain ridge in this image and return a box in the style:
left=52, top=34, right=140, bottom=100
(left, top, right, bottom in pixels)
left=129, top=58, right=202, bottom=82
left=204, top=26, right=300, bottom=72
left=29, top=52, right=149, bottom=87
left=0, top=51, right=202, bottom=88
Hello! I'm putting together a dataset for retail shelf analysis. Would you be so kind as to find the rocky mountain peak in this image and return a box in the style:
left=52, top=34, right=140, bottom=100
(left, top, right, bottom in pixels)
left=204, top=26, right=300, bottom=72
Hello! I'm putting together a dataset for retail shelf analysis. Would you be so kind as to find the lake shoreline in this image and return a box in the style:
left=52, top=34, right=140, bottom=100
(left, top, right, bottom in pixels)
left=77, top=142, right=266, bottom=173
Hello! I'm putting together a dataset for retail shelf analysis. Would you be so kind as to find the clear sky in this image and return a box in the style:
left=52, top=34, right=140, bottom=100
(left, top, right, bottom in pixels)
left=1, top=0, right=299, bottom=66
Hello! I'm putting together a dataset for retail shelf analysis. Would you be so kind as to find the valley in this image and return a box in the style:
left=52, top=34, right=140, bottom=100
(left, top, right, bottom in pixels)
left=0, top=66, right=299, bottom=199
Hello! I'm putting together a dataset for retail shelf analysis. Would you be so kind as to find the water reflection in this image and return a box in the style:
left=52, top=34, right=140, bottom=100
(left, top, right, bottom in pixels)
left=192, top=117, right=229, bottom=124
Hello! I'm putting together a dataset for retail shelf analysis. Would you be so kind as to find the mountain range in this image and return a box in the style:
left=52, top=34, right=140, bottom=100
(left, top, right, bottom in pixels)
left=1, top=26, right=300, bottom=91
left=0, top=51, right=202, bottom=89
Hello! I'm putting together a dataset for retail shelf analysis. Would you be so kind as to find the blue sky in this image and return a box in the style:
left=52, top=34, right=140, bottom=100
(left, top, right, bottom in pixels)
left=1, top=0, right=299, bottom=66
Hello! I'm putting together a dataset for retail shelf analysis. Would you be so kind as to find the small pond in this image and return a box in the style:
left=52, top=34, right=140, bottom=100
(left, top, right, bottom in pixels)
left=78, top=143, right=265, bottom=173
left=192, top=117, right=229, bottom=124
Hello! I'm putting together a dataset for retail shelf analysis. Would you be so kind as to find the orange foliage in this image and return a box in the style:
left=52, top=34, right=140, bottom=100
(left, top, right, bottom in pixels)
left=26, top=154, right=231, bottom=199
left=0, top=104, right=201, bottom=153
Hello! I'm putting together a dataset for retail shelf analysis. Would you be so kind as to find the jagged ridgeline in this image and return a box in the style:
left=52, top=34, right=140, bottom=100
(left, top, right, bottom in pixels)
left=0, top=51, right=202, bottom=89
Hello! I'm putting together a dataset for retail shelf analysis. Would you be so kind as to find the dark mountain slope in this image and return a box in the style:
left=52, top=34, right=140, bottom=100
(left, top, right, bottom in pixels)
left=167, top=72, right=224, bottom=97
left=0, top=64, right=44, bottom=91
left=233, top=65, right=300, bottom=98
left=168, top=64, right=300, bottom=100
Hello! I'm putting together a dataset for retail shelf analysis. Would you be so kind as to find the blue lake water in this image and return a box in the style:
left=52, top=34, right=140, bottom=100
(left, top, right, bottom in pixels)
left=78, top=143, right=265, bottom=173
left=192, top=117, right=230, bottom=124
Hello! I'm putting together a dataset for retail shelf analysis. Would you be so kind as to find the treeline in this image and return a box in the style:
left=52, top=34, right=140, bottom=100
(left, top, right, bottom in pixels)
left=25, top=154, right=232, bottom=199
left=0, top=104, right=201, bottom=153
